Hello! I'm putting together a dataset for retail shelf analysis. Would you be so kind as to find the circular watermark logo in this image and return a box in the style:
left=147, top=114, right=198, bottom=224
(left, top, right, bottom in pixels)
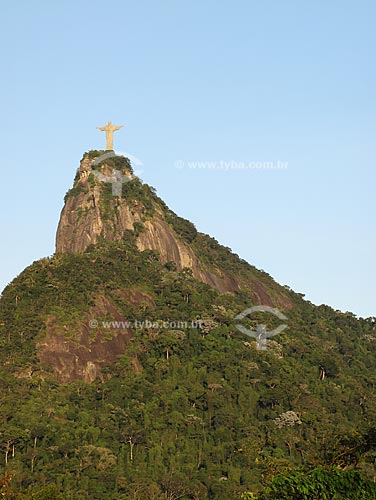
left=234, top=305, right=288, bottom=350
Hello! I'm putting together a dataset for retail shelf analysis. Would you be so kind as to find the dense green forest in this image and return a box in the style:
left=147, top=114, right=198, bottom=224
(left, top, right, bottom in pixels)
left=1, top=158, right=376, bottom=499
left=1, top=236, right=375, bottom=499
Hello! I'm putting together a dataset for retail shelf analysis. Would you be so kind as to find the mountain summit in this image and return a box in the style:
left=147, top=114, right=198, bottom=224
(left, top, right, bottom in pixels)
left=56, top=151, right=293, bottom=306
left=0, top=151, right=375, bottom=499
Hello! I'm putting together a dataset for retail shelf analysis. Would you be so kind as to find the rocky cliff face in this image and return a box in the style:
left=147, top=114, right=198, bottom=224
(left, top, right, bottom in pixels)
left=37, top=290, right=151, bottom=383
left=0, top=151, right=296, bottom=383
left=57, top=154, right=198, bottom=268
left=56, top=152, right=293, bottom=310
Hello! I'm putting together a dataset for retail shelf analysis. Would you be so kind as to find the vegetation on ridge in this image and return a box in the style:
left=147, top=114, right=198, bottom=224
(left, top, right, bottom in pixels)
left=0, top=152, right=375, bottom=498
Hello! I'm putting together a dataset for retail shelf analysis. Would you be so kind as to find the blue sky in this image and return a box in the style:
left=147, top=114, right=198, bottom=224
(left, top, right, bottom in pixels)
left=0, top=0, right=374, bottom=317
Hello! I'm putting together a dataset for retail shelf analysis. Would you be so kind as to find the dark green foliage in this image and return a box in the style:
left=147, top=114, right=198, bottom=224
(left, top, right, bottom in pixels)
left=92, top=153, right=133, bottom=175
left=258, top=466, right=376, bottom=499
left=1, top=238, right=375, bottom=499
left=192, top=233, right=260, bottom=275
left=1, top=172, right=376, bottom=498
left=132, top=221, right=145, bottom=236
left=121, top=178, right=155, bottom=214
left=165, top=209, right=198, bottom=243
left=64, top=183, right=86, bottom=202
left=81, top=150, right=103, bottom=161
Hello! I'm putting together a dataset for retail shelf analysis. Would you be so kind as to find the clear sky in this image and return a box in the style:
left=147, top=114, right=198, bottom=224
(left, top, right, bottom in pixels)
left=0, top=0, right=374, bottom=318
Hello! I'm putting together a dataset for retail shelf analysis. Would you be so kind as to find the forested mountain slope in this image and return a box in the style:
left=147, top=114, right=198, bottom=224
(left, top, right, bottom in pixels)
left=0, top=152, right=375, bottom=499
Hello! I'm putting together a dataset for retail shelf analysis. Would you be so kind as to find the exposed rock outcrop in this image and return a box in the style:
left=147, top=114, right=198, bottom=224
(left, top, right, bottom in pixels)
left=38, top=291, right=153, bottom=383
left=56, top=153, right=293, bottom=308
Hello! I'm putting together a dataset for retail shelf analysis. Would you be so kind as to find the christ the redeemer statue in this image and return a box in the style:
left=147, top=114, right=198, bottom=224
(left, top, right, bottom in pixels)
left=97, top=121, right=123, bottom=150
